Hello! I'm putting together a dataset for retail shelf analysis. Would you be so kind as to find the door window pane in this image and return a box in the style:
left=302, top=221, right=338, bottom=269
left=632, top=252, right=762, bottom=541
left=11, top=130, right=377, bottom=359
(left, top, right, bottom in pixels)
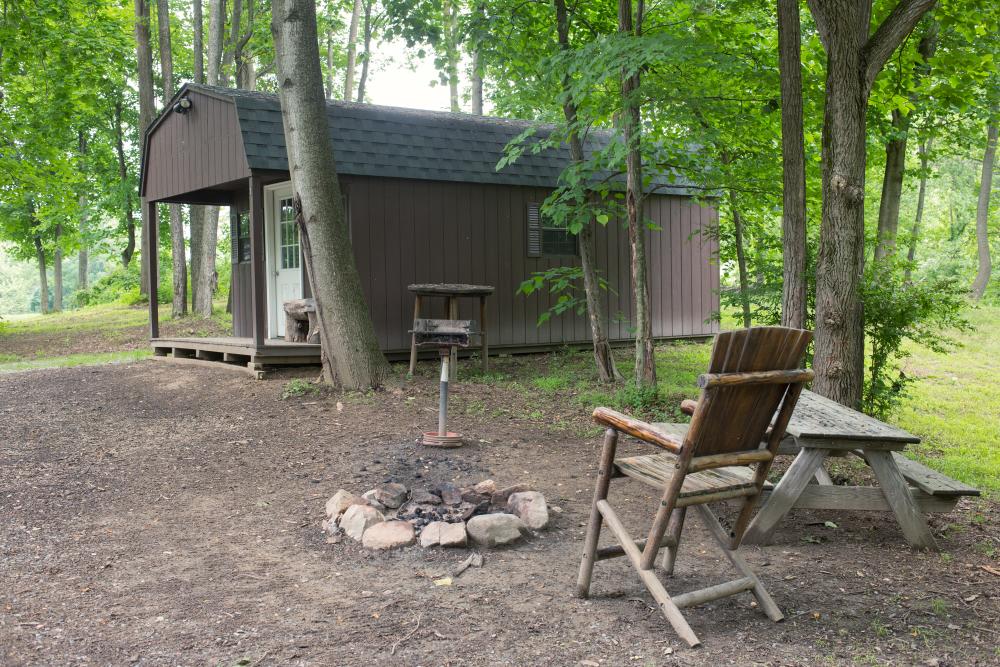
left=279, top=198, right=300, bottom=270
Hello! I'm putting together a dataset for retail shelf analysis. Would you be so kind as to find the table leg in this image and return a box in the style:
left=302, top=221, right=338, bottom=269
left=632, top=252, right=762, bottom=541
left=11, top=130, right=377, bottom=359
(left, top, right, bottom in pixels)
left=480, top=295, right=488, bottom=373
left=813, top=464, right=834, bottom=486
left=408, top=295, right=422, bottom=376
left=743, top=447, right=830, bottom=545
left=865, top=449, right=937, bottom=551
left=448, top=296, right=458, bottom=381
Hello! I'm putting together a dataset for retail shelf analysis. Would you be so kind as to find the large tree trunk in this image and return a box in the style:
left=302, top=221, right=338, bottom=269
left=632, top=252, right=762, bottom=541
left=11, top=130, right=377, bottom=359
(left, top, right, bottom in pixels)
left=157, top=0, right=187, bottom=317
left=806, top=0, right=935, bottom=408
left=356, top=0, right=372, bottom=103
left=470, top=2, right=485, bottom=115
left=619, top=0, right=655, bottom=387
left=53, top=224, right=63, bottom=311
left=190, top=0, right=212, bottom=315
left=34, top=232, right=48, bottom=314
left=554, top=0, right=619, bottom=383
left=193, top=0, right=204, bottom=83
left=344, top=0, right=362, bottom=99
left=77, top=131, right=89, bottom=290
left=971, top=121, right=997, bottom=299
left=134, top=0, right=156, bottom=294
left=325, top=29, right=335, bottom=99
left=875, top=24, right=937, bottom=261
left=222, top=0, right=243, bottom=83
left=904, top=138, right=931, bottom=281
left=444, top=0, right=460, bottom=112
left=271, top=0, right=391, bottom=390
left=114, top=98, right=137, bottom=268
left=732, top=199, right=752, bottom=328
left=207, top=0, right=224, bottom=85
left=777, top=0, right=807, bottom=329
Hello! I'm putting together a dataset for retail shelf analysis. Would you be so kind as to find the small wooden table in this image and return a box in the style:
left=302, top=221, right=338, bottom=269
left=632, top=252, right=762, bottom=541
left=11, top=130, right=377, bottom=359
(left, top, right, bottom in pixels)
left=407, top=283, right=494, bottom=378
left=743, top=390, right=942, bottom=550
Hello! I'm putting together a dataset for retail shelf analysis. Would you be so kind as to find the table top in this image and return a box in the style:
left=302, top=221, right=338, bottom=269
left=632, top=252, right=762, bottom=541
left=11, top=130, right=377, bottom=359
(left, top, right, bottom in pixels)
left=408, top=283, right=495, bottom=296
left=785, top=390, right=920, bottom=444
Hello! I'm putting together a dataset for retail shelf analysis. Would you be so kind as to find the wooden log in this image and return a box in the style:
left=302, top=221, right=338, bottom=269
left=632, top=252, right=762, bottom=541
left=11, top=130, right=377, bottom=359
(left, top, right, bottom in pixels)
left=595, top=532, right=677, bottom=562
left=576, top=429, right=618, bottom=598
left=283, top=298, right=319, bottom=344
left=754, top=485, right=958, bottom=513
left=698, top=368, right=813, bottom=389
left=688, top=449, right=773, bottom=473
left=866, top=449, right=937, bottom=551
left=408, top=294, right=421, bottom=375
left=592, top=408, right=684, bottom=453
left=743, top=447, right=829, bottom=545
left=679, top=399, right=697, bottom=415
left=672, top=577, right=756, bottom=609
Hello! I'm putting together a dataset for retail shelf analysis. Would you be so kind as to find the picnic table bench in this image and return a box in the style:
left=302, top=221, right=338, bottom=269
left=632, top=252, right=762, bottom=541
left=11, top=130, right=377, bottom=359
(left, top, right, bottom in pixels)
left=658, top=390, right=979, bottom=551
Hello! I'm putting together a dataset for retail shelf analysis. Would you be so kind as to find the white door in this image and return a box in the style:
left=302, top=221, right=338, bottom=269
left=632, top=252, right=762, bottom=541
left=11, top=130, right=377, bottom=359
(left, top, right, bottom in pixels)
left=272, top=193, right=302, bottom=337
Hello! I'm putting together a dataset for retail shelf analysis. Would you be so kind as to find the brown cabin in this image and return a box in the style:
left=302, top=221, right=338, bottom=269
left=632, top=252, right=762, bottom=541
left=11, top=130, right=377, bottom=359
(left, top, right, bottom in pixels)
left=139, top=84, right=719, bottom=370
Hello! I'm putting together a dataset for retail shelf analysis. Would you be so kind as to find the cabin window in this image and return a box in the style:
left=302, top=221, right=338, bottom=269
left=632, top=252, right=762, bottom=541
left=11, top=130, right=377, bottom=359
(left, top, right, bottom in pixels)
left=236, top=211, right=251, bottom=263
left=278, top=197, right=300, bottom=270
left=527, top=202, right=577, bottom=257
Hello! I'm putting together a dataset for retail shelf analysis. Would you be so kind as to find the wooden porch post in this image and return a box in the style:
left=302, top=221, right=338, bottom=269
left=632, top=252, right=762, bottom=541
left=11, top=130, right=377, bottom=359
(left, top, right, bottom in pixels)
left=144, top=197, right=159, bottom=339
left=249, top=174, right=267, bottom=349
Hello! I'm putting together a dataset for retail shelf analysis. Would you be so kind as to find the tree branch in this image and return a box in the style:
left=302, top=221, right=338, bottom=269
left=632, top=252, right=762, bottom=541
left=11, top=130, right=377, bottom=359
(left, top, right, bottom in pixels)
left=862, top=0, right=937, bottom=91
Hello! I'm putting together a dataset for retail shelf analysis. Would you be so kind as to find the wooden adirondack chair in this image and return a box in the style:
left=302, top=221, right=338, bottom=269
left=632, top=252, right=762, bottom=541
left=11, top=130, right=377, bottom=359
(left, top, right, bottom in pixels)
left=576, top=326, right=813, bottom=647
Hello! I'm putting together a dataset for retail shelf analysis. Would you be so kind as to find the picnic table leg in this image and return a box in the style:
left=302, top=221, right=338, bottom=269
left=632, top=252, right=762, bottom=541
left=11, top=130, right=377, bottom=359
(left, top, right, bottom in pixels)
left=865, top=449, right=937, bottom=551
left=448, top=296, right=458, bottom=381
left=480, top=295, right=488, bottom=372
left=744, top=447, right=830, bottom=545
left=408, top=295, right=422, bottom=376
left=813, top=464, right=834, bottom=486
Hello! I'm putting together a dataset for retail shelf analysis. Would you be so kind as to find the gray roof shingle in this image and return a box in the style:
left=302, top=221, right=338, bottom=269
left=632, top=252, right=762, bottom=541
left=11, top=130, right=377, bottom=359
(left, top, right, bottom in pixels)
left=185, top=84, right=691, bottom=193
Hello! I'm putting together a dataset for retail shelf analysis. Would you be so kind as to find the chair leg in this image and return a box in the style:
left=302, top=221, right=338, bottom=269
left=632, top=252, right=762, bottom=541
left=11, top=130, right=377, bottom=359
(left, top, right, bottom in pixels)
left=659, top=507, right=687, bottom=575
left=576, top=428, right=618, bottom=599
left=695, top=505, right=783, bottom=622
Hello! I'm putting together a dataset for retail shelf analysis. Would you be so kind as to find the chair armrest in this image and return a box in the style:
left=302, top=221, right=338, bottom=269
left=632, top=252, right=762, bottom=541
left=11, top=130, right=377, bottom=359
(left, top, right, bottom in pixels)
left=679, top=399, right=697, bottom=416
left=592, top=407, right=685, bottom=454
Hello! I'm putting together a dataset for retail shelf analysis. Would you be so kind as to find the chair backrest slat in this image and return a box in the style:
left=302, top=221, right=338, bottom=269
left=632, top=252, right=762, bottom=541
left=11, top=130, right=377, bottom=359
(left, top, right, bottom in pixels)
left=686, top=327, right=812, bottom=457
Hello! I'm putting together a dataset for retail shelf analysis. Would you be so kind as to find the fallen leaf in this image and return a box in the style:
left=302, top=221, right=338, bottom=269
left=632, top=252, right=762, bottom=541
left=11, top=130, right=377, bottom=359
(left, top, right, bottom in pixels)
left=433, top=577, right=452, bottom=586
left=336, top=402, right=344, bottom=412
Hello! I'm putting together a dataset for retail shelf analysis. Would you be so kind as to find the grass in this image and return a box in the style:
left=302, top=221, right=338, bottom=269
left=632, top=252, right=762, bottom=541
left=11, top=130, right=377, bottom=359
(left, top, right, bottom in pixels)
left=1, top=302, right=152, bottom=336
left=0, top=349, right=151, bottom=373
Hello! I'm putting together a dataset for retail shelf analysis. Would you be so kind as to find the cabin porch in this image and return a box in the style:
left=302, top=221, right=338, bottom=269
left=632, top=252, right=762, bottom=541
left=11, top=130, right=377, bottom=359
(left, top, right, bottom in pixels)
left=151, top=336, right=321, bottom=378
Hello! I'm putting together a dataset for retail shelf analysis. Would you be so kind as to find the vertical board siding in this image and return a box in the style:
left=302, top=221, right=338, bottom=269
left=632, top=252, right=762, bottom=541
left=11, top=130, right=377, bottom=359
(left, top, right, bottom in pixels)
left=144, top=91, right=250, bottom=201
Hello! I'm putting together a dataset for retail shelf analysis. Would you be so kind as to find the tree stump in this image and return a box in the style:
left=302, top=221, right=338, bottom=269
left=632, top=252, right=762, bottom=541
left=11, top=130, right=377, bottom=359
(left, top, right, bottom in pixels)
left=283, top=298, right=320, bottom=343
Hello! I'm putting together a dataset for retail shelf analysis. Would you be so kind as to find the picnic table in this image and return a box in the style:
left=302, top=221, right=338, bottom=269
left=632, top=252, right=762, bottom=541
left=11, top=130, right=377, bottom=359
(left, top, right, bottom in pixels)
left=738, top=390, right=979, bottom=550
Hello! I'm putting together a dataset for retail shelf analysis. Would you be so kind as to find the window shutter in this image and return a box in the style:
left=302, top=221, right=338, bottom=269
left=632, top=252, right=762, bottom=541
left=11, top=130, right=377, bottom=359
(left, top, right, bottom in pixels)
left=230, top=209, right=239, bottom=265
left=527, top=203, right=542, bottom=257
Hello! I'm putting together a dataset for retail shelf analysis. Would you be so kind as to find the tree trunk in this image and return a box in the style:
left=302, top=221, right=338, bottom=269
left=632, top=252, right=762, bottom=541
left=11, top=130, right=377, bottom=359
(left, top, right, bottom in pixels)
left=189, top=0, right=213, bottom=315
left=344, top=0, right=362, bottom=99
left=115, top=98, right=137, bottom=268
left=875, top=24, right=937, bottom=261
left=971, top=121, right=997, bottom=299
left=222, top=0, right=243, bottom=83
left=444, top=0, right=460, bottom=112
left=805, top=0, right=935, bottom=408
left=207, top=0, right=224, bottom=86
left=271, top=0, right=391, bottom=389
left=157, top=0, right=187, bottom=317
left=554, top=0, right=619, bottom=383
left=904, top=137, right=931, bottom=281
left=77, top=131, right=89, bottom=290
left=34, top=232, right=48, bottom=314
left=193, top=0, right=204, bottom=83
left=732, top=200, right=752, bottom=328
left=134, top=0, right=156, bottom=294
left=325, top=29, right=334, bottom=99
left=777, top=0, right=807, bottom=329
left=470, top=2, right=485, bottom=115
left=356, top=0, right=372, bottom=103
left=53, top=224, right=63, bottom=311
left=619, top=0, right=655, bottom=387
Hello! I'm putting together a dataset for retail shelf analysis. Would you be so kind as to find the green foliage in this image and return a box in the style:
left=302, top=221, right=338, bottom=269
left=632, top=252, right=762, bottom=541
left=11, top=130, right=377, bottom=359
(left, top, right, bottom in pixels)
left=861, top=263, right=971, bottom=419
left=517, top=266, right=613, bottom=326
left=282, top=378, right=321, bottom=399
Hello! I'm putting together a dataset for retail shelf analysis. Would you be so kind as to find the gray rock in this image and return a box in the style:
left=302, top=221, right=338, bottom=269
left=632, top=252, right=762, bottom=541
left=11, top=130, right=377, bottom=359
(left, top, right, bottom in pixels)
left=339, top=504, right=385, bottom=541
left=507, top=491, right=549, bottom=530
left=325, top=489, right=365, bottom=519
left=373, top=483, right=409, bottom=509
left=419, top=521, right=444, bottom=548
left=491, top=483, right=531, bottom=506
left=473, top=479, right=497, bottom=496
left=361, top=490, right=387, bottom=512
left=439, top=522, right=467, bottom=547
left=362, top=521, right=416, bottom=550
left=436, top=482, right=463, bottom=505
left=411, top=489, right=441, bottom=505
left=466, top=513, right=528, bottom=547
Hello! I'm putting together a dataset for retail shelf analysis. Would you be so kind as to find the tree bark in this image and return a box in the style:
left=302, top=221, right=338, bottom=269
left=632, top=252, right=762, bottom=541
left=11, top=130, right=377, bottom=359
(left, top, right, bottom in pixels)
left=193, top=0, right=204, bottom=83
left=207, top=0, right=224, bottom=86
left=619, top=0, right=655, bottom=387
left=356, top=0, right=372, bottom=103
left=157, top=0, right=187, bottom=317
left=134, top=0, right=156, bottom=294
left=777, top=0, right=807, bottom=329
left=77, top=131, right=89, bottom=290
left=34, top=231, right=48, bottom=314
left=114, top=99, right=137, bottom=268
left=732, top=199, right=752, bottom=328
left=875, top=23, right=937, bottom=261
left=805, top=0, right=935, bottom=408
left=190, top=0, right=213, bottom=315
left=325, top=29, right=334, bottom=99
left=444, top=0, right=460, bottom=112
left=971, top=121, right=997, bottom=299
left=555, top=0, right=619, bottom=383
left=344, top=0, right=362, bottom=99
left=271, top=0, right=391, bottom=389
left=222, top=0, right=243, bottom=83
left=470, top=2, right=485, bottom=115
left=53, top=224, right=63, bottom=311
left=904, top=137, right=931, bottom=281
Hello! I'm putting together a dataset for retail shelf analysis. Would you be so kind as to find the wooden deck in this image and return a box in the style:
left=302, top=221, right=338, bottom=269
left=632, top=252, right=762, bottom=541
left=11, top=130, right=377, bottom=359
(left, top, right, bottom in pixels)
left=151, top=337, right=321, bottom=378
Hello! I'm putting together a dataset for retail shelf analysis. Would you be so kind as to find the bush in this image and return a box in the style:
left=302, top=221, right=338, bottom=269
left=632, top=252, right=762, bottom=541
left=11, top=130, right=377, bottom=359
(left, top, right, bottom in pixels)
left=72, top=262, right=173, bottom=308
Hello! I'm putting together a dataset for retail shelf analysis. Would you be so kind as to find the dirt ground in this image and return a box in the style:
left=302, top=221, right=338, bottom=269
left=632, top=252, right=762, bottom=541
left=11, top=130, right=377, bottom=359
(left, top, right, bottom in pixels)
left=1, top=360, right=998, bottom=666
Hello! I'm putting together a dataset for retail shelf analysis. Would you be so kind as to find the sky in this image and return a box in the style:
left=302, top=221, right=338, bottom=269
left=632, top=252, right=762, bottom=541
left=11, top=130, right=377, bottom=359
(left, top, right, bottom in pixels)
left=362, top=38, right=482, bottom=113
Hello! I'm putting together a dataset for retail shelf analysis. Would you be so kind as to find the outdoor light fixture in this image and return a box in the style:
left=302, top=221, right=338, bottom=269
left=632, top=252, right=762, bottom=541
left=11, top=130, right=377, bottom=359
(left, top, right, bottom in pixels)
left=172, top=97, right=192, bottom=114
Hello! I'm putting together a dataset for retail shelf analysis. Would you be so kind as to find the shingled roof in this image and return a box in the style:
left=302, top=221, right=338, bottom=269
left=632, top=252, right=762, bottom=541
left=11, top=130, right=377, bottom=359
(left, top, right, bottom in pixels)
left=180, top=83, right=690, bottom=193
